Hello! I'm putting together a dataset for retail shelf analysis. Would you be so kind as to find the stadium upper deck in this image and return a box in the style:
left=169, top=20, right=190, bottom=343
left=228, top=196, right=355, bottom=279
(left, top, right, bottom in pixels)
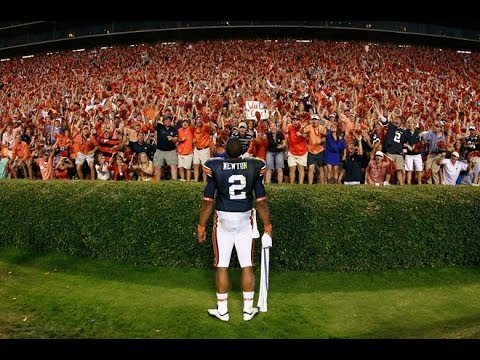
left=0, top=21, right=478, bottom=58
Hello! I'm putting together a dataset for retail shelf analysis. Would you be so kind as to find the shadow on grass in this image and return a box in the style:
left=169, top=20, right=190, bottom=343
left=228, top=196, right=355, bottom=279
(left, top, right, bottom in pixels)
left=2, top=246, right=480, bottom=294
left=271, top=267, right=480, bottom=294
left=0, top=246, right=220, bottom=291
left=356, top=313, right=480, bottom=339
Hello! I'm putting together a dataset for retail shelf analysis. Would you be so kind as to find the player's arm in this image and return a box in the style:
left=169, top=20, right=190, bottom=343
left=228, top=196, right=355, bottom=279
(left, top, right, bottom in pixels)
left=256, top=200, right=272, bottom=236
left=253, top=161, right=272, bottom=236
left=197, top=162, right=215, bottom=243
left=197, top=197, right=214, bottom=243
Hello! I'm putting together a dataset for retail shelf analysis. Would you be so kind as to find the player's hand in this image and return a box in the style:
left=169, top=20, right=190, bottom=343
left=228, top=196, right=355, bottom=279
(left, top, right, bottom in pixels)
left=197, top=224, right=206, bottom=243
left=261, top=233, right=272, bottom=249
left=262, top=224, right=272, bottom=248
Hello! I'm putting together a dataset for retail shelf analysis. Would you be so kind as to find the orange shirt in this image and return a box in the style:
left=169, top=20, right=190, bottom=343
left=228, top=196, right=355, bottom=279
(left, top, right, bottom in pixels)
left=37, top=158, right=54, bottom=180
left=177, top=127, right=194, bottom=155
left=57, top=134, right=73, bottom=157
left=12, top=141, right=31, bottom=160
left=73, top=134, right=98, bottom=154
left=194, top=124, right=212, bottom=150
left=55, top=168, right=69, bottom=180
left=339, top=114, right=354, bottom=144
left=287, top=125, right=308, bottom=156
left=143, top=107, right=156, bottom=121
left=249, top=133, right=268, bottom=160
left=305, top=124, right=326, bottom=154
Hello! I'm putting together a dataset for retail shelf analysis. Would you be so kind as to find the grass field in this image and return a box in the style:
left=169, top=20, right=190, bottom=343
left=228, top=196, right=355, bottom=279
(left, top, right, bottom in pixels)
left=1, top=246, right=480, bottom=340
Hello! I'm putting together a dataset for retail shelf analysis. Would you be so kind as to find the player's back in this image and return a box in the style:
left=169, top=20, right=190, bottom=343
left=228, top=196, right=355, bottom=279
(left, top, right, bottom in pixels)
left=204, top=157, right=266, bottom=212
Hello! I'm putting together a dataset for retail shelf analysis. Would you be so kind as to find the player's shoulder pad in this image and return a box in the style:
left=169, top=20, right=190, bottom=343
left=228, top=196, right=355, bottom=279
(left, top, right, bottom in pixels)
left=203, top=157, right=224, bottom=173
left=248, top=157, right=266, bottom=167
left=248, top=157, right=267, bottom=174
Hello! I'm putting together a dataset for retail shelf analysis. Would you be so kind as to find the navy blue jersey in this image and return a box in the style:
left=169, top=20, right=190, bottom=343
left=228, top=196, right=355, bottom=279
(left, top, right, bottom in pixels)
left=203, top=157, right=267, bottom=212
left=155, top=123, right=178, bottom=151
left=465, top=135, right=479, bottom=155
left=384, top=123, right=406, bottom=155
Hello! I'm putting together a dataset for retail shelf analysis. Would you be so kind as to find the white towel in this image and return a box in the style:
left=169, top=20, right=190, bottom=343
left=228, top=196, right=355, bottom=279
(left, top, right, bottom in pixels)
left=257, top=246, right=270, bottom=312
left=253, top=208, right=270, bottom=312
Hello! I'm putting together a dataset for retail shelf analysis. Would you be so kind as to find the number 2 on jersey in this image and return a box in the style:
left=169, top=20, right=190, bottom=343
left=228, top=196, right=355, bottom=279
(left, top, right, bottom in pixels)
left=394, top=131, right=401, bottom=143
left=229, top=174, right=247, bottom=199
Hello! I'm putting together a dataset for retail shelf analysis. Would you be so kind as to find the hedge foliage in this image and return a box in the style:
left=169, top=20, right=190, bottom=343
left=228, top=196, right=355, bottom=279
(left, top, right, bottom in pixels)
left=1, top=181, right=479, bottom=271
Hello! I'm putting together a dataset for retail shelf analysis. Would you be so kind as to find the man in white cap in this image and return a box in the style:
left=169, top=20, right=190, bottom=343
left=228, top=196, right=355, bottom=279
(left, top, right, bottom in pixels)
left=365, top=151, right=391, bottom=185
left=438, top=151, right=473, bottom=185
left=232, top=121, right=253, bottom=156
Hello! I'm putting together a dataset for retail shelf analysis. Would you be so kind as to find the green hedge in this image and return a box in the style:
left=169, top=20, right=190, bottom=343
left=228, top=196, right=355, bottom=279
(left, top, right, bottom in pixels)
left=1, top=181, right=479, bottom=271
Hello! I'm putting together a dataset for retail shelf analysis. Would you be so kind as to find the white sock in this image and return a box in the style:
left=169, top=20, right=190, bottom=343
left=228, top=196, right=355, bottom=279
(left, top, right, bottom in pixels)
left=243, top=291, right=254, bottom=312
left=216, top=292, right=228, bottom=314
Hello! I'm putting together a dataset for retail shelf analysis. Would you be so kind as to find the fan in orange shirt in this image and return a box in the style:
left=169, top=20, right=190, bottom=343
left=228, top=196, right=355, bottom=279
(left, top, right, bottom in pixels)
left=193, top=115, right=213, bottom=182
left=304, top=114, right=327, bottom=184
left=247, top=120, right=269, bottom=160
left=11, top=133, right=33, bottom=179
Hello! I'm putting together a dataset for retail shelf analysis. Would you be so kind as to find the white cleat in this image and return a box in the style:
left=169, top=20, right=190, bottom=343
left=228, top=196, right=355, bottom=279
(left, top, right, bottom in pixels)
left=207, top=308, right=229, bottom=322
left=243, top=307, right=259, bottom=321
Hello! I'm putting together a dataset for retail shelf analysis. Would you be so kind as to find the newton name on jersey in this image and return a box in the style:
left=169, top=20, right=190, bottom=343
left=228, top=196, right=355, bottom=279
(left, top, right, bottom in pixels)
left=223, top=162, right=248, bottom=170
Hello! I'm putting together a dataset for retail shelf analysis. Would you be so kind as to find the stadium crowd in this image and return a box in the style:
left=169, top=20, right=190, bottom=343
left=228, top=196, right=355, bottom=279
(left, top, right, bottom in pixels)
left=0, top=39, right=479, bottom=185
